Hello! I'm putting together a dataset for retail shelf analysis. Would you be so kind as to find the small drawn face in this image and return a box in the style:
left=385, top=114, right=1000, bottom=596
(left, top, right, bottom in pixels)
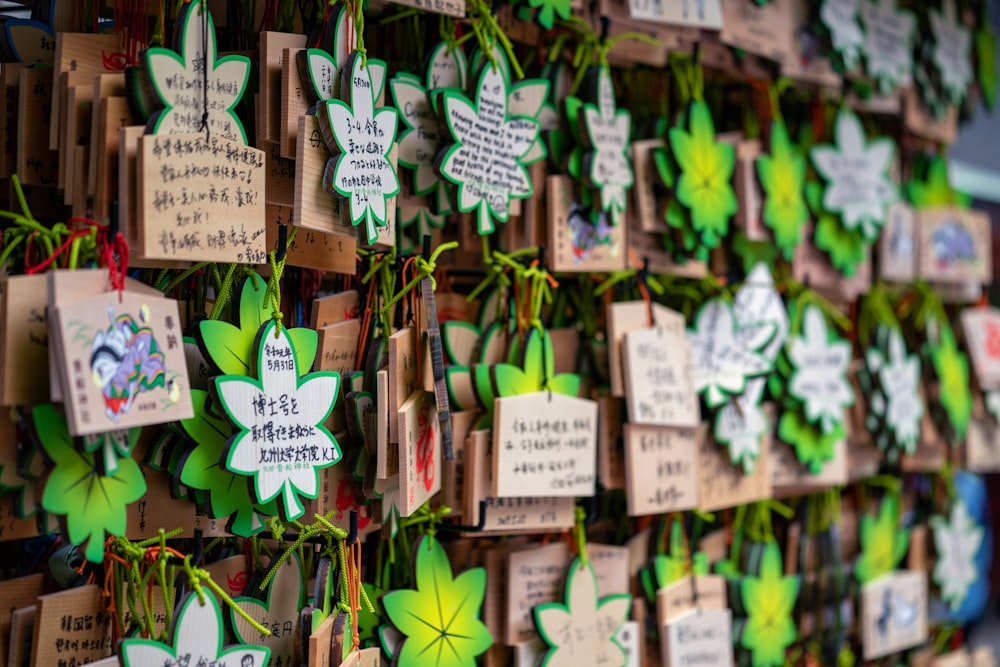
left=89, top=324, right=131, bottom=388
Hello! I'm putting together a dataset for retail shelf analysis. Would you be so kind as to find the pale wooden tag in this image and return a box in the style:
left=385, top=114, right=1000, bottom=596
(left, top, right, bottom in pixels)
left=264, top=139, right=295, bottom=206
left=960, top=307, right=1000, bottom=390
left=505, top=543, right=570, bottom=645
left=293, top=114, right=344, bottom=234
left=311, top=290, right=360, bottom=328
left=607, top=302, right=685, bottom=397
left=49, top=33, right=122, bottom=151
left=464, top=429, right=575, bottom=534
left=661, top=608, right=733, bottom=667
left=280, top=47, right=308, bottom=160
left=769, top=422, right=849, bottom=495
left=720, top=0, right=794, bottom=60
left=388, top=327, right=418, bottom=443
left=903, top=88, right=958, bottom=144
left=588, top=544, right=630, bottom=597
left=861, top=570, right=928, bottom=660
left=696, top=430, right=772, bottom=512
left=443, top=410, right=478, bottom=518
left=126, top=437, right=228, bottom=541
left=260, top=33, right=307, bottom=145
left=265, top=204, right=357, bottom=274
left=86, top=73, right=126, bottom=201
left=0, top=574, right=44, bottom=666
left=780, top=0, right=841, bottom=86
left=622, top=327, right=699, bottom=427
left=137, top=133, right=266, bottom=264
left=792, top=223, right=872, bottom=301
left=16, top=67, right=58, bottom=187
left=0, top=64, right=21, bottom=178
left=623, top=0, right=723, bottom=28
left=597, top=396, right=626, bottom=490
left=52, top=288, right=194, bottom=436
left=965, top=416, right=1000, bottom=471
left=341, top=647, right=382, bottom=667
left=390, top=0, right=465, bottom=15
left=308, top=613, right=335, bottom=667
left=315, top=319, right=361, bottom=376
left=916, top=207, right=993, bottom=284
left=514, top=637, right=547, bottom=667
left=0, top=274, right=50, bottom=406
left=59, top=76, right=94, bottom=197
left=879, top=202, right=917, bottom=282
left=547, top=175, right=626, bottom=273
left=482, top=537, right=531, bottom=642
left=492, top=392, right=598, bottom=498
left=9, top=605, right=36, bottom=667
left=0, top=494, right=44, bottom=542
left=734, top=140, right=767, bottom=240
left=623, top=424, right=699, bottom=515
left=30, top=585, right=111, bottom=667
left=397, top=391, right=442, bottom=517
left=45, top=271, right=162, bottom=402
left=375, top=368, right=395, bottom=479
left=655, top=575, right=727, bottom=625
left=630, top=139, right=668, bottom=233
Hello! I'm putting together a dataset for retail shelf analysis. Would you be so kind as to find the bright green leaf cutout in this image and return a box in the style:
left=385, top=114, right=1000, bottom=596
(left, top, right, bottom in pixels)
left=928, top=323, right=972, bottom=443
left=490, top=328, right=581, bottom=400
left=33, top=404, right=146, bottom=563
left=977, top=17, right=998, bottom=111
left=905, top=156, right=972, bottom=210
left=669, top=99, right=737, bottom=248
left=529, top=0, right=572, bottom=28
left=178, top=389, right=276, bottom=536
left=756, top=119, right=808, bottom=259
left=854, top=494, right=910, bottom=584
left=381, top=535, right=493, bottom=667
left=778, top=411, right=845, bottom=474
left=740, top=540, right=799, bottom=667
left=535, top=557, right=631, bottom=667
left=198, top=275, right=317, bottom=377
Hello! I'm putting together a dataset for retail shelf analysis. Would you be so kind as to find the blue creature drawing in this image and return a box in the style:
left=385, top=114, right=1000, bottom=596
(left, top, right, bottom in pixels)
left=931, top=218, right=977, bottom=269
left=567, top=203, right=613, bottom=264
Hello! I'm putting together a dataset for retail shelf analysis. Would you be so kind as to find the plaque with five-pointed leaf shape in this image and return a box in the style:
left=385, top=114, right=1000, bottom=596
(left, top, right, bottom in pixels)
left=739, top=540, right=799, bottom=667
left=143, top=3, right=250, bottom=143
left=438, top=62, right=540, bottom=235
left=381, top=536, right=493, bottom=667
left=810, top=108, right=898, bottom=241
left=214, top=320, right=341, bottom=520
left=534, top=557, right=632, bottom=667
left=121, top=593, right=270, bottom=667
left=319, top=52, right=399, bottom=245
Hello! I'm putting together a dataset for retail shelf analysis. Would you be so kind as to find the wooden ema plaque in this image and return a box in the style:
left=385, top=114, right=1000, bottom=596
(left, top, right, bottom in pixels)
left=137, top=133, right=266, bottom=264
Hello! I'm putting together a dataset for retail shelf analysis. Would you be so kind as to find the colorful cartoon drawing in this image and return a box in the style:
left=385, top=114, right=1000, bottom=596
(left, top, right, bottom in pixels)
left=567, top=203, right=614, bottom=263
left=931, top=218, right=976, bottom=268
left=89, top=305, right=166, bottom=423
